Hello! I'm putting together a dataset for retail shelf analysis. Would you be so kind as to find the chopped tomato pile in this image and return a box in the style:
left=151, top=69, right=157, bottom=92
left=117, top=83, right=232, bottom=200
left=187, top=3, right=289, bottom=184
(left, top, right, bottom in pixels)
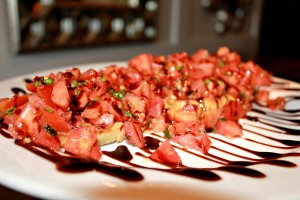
left=0, top=47, right=285, bottom=163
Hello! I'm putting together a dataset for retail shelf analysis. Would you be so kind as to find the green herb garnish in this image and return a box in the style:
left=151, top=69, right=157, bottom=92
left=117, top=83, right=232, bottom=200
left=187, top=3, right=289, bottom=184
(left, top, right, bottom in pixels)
left=6, top=107, right=15, bottom=116
left=44, top=124, right=57, bottom=136
left=176, top=65, right=183, bottom=71
left=204, top=79, right=211, bottom=85
left=164, top=127, right=172, bottom=140
left=42, top=77, right=54, bottom=85
left=124, top=110, right=134, bottom=117
left=110, top=89, right=126, bottom=100
left=44, top=108, right=54, bottom=113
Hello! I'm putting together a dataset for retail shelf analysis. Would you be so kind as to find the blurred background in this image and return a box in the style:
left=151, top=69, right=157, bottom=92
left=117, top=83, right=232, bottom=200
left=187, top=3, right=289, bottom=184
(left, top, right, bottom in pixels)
left=0, top=0, right=299, bottom=82
left=0, top=0, right=300, bottom=198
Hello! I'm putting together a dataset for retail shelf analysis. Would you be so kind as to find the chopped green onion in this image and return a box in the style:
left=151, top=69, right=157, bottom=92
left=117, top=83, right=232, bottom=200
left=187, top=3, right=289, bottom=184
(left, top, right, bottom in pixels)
left=110, top=89, right=126, bottom=100
left=204, top=79, right=211, bottom=85
left=198, top=128, right=205, bottom=133
left=93, top=97, right=99, bottom=102
left=34, top=81, right=39, bottom=87
left=100, top=76, right=107, bottom=82
left=176, top=65, right=183, bottom=71
left=240, top=92, right=245, bottom=100
left=253, top=86, right=259, bottom=96
left=75, top=88, right=81, bottom=96
left=71, top=80, right=80, bottom=88
left=219, top=117, right=227, bottom=121
left=42, top=77, right=54, bottom=85
left=216, top=80, right=223, bottom=86
left=219, top=61, right=226, bottom=67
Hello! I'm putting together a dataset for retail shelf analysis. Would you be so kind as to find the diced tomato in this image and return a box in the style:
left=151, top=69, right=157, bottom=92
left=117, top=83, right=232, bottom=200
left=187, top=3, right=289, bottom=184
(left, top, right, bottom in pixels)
left=150, top=140, right=181, bottom=165
left=129, top=80, right=151, bottom=99
left=222, top=100, right=244, bottom=121
left=124, top=121, right=145, bottom=148
left=149, top=116, right=166, bottom=132
left=0, top=97, right=15, bottom=117
left=215, top=119, right=243, bottom=138
left=40, top=109, right=70, bottom=132
left=81, top=103, right=101, bottom=119
left=255, top=90, right=269, bottom=106
left=123, top=69, right=142, bottom=85
left=15, top=95, right=29, bottom=107
left=88, top=141, right=102, bottom=160
left=172, top=132, right=211, bottom=154
left=33, top=129, right=60, bottom=151
left=122, top=92, right=149, bottom=113
left=128, top=53, right=153, bottom=76
left=63, top=125, right=99, bottom=158
left=190, top=79, right=207, bottom=94
left=36, top=85, right=55, bottom=107
left=51, top=81, right=70, bottom=110
left=77, top=91, right=89, bottom=108
left=148, top=95, right=163, bottom=118
left=79, top=68, right=98, bottom=81
left=7, top=123, right=26, bottom=139
left=90, top=113, right=114, bottom=128
left=191, top=49, right=209, bottom=62
left=15, top=102, right=39, bottom=137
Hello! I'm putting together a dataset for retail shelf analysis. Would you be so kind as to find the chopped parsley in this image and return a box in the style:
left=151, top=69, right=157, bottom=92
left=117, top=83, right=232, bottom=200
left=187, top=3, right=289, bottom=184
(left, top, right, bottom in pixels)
left=71, top=80, right=87, bottom=88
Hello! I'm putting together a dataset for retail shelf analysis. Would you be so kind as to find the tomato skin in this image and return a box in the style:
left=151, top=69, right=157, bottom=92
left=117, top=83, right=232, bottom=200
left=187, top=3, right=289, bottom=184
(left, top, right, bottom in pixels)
left=150, top=140, right=181, bottom=165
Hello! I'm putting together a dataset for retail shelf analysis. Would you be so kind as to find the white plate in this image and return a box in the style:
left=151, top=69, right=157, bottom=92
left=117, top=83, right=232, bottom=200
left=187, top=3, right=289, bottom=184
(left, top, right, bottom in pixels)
left=0, top=62, right=300, bottom=200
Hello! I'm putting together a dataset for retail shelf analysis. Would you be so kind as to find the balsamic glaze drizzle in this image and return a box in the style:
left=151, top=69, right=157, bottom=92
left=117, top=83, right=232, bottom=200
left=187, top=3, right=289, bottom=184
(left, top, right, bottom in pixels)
left=0, top=84, right=299, bottom=182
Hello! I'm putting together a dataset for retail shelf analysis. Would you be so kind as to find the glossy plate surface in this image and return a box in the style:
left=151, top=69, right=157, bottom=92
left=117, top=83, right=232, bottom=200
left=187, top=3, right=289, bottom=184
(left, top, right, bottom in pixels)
left=0, top=62, right=300, bottom=200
